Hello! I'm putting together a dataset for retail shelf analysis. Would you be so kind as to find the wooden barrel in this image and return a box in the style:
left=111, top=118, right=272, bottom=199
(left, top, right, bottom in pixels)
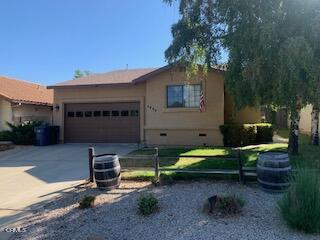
left=257, top=152, right=291, bottom=193
left=94, top=155, right=121, bottom=190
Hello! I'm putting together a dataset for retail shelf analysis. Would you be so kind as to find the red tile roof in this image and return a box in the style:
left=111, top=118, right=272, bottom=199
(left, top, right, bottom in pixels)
left=0, top=76, right=53, bottom=105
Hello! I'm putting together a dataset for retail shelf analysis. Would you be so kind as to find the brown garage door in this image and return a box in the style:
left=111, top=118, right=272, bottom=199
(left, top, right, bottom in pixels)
left=64, top=102, right=140, bottom=143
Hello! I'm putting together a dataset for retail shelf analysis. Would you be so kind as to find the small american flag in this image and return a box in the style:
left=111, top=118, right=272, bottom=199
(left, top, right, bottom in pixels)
left=199, top=90, right=205, bottom=112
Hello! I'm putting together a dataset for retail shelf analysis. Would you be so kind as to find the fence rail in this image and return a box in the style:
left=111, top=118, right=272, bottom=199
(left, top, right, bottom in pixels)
left=88, top=147, right=259, bottom=184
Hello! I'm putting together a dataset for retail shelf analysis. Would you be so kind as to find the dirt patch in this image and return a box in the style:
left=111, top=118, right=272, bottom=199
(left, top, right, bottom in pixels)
left=0, top=143, right=14, bottom=152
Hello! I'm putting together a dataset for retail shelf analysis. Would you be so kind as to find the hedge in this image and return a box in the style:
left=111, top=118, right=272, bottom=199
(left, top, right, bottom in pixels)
left=256, top=123, right=274, bottom=143
left=1, top=122, right=42, bottom=145
left=0, top=130, right=12, bottom=141
left=219, top=123, right=273, bottom=147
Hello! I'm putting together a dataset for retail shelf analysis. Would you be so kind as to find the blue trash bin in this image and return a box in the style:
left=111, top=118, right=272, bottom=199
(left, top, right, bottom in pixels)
left=34, top=126, right=51, bottom=146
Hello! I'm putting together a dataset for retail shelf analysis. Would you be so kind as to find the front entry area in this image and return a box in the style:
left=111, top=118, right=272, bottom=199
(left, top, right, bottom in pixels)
left=64, top=102, right=140, bottom=143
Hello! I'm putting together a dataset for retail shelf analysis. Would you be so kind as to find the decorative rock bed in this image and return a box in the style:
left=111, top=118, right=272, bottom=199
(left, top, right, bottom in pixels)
left=11, top=181, right=319, bottom=240
left=0, top=141, right=13, bottom=152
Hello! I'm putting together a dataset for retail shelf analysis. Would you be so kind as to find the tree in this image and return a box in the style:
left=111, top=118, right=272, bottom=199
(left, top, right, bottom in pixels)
left=310, top=78, right=320, bottom=146
left=165, top=0, right=320, bottom=154
left=164, top=0, right=223, bottom=75
left=309, top=12, right=320, bottom=145
left=73, top=69, right=91, bottom=79
left=275, top=37, right=313, bottom=154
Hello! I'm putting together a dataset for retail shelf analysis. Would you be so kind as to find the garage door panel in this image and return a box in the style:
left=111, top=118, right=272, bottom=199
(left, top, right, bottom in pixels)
left=64, top=102, right=140, bottom=143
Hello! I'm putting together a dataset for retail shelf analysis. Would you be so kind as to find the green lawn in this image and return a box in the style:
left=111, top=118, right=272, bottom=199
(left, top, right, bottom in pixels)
left=121, top=129, right=320, bottom=181
left=121, top=143, right=287, bottom=180
left=275, top=129, right=320, bottom=169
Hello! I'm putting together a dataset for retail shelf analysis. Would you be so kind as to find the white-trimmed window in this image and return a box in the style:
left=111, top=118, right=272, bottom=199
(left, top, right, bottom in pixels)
left=167, top=84, right=201, bottom=108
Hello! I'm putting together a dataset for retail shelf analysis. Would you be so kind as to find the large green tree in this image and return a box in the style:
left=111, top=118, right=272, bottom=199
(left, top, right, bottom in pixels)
left=309, top=11, right=320, bottom=146
left=165, top=0, right=320, bottom=154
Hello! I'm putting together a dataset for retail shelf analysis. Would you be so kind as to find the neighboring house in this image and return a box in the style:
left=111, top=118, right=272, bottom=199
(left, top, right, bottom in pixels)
left=298, top=104, right=315, bottom=135
left=265, top=104, right=314, bottom=135
left=263, top=107, right=288, bottom=129
left=0, top=76, right=53, bottom=131
left=48, top=66, right=261, bottom=146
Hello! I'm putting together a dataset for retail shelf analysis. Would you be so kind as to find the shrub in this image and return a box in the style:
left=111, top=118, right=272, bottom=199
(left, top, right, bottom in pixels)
left=219, top=124, right=243, bottom=147
left=138, top=193, right=158, bottom=215
left=216, top=195, right=245, bottom=216
left=204, top=194, right=245, bottom=216
left=6, top=121, right=42, bottom=145
left=278, top=169, right=320, bottom=233
left=256, top=123, right=274, bottom=143
left=0, top=131, right=12, bottom=141
left=79, top=195, right=96, bottom=209
left=219, top=123, right=273, bottom=147
left=242, top=124, right=257, bottom=145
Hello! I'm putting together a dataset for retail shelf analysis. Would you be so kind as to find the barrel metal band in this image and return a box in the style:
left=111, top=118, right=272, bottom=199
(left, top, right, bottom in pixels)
left=257, top=165, right=291, bottom=171
left=258, top=179, right=290, bottom=186
left=93, top=165, right=120, bottom=172
left=94, top=159, right=119, bottom=164
left=259, top=159, right=290, bottom=164
left=95, top=176, right=120, bottom=183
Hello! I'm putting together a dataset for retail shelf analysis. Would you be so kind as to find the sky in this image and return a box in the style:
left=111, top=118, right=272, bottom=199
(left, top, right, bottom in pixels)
left=0, top=0, right=181, bottom=85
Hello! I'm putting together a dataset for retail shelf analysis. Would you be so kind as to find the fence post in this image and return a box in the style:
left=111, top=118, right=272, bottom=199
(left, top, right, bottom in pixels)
left=237, top=149, right=245, bottom=184
left=88, top=147, right=95, bottom=183
left=154, top=147, right=160, bottom=181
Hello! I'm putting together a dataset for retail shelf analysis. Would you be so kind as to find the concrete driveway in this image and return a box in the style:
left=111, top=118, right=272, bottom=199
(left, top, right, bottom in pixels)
left=0, top=144, right=137, bottom=229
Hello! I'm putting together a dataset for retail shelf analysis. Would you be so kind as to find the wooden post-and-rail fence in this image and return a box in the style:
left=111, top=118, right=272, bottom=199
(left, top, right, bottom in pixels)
left=88, top=147, right=251, bottom=184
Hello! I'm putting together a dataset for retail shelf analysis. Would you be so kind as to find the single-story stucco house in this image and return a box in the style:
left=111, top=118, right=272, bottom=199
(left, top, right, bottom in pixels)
left=268, top=105, right=316, bottom=135
left=0, top=76, right=53, bottom=131
left=296, top=104, right=317, bottom=135
left=48, top=65, right=261, bottom=146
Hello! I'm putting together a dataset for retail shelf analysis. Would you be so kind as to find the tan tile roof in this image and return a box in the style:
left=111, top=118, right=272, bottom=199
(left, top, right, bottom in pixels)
left=49, top=68, right=159, bottom=88
left=48, top=65, right=226, bottom=89
left=0, top=76, right=53, bottom=105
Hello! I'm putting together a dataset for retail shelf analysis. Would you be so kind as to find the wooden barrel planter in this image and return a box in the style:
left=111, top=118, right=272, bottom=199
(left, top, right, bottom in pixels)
left=257, top=152, right=291, bottom=193
left=93, top=155, right=121, bottom=190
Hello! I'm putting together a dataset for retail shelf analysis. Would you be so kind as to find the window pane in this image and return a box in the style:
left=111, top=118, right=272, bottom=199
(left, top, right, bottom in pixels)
left=93, top=111, right=101, bottom=117
left=103, top=111, right=110, bottom=117
left=67, top=112, right=74, bottom=117
left=121, top=110, right=129, bottom=116
left=85, top=111, right=92, bottom=117
left=112, top=111, right=119, bottom=116
left=167, top=85, right=183, bottom=107
left=130, top=110, right=139, bottom=116
left=184, top=84, right=201, bottom=107
left=76, top=111, right=83, bottom=117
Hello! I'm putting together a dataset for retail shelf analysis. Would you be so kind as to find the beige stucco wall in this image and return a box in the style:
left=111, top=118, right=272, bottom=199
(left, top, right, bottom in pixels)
left=144, top=70, right=224, bottom=146
left=224, top=92, right=261, bottom=124
left=287, top=105, right=317, bottom=135
left=52, top=68, right=262, bottom=146
left=52, top=84, right=146, bottom=143
left=12, top=104, right=52, bottom=124
left=299, top=104, right=313, bottom=134
left=52, top=69, right=225, bottom=146
left=0, top=98, right=13, bottom=130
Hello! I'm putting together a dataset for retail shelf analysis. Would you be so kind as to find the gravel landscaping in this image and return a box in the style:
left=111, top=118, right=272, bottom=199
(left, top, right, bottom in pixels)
left=11, top=181, right=319, bottom=240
